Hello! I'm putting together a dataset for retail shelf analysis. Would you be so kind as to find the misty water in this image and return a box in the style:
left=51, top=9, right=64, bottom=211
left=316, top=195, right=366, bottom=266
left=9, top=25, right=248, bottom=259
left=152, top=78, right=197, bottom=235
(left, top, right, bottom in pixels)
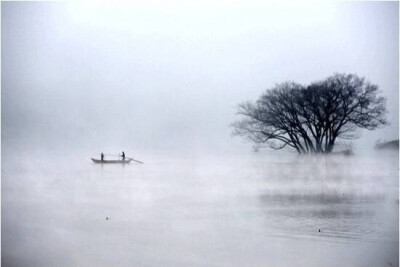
left=2, top=149, right=398, bottom=267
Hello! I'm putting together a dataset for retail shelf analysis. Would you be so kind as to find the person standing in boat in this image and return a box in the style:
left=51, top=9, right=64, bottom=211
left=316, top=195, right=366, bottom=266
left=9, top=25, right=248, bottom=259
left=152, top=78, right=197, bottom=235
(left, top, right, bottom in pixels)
left=121, top=151, right=125, bottom=161
left=101, top=153, right=104, bottom=161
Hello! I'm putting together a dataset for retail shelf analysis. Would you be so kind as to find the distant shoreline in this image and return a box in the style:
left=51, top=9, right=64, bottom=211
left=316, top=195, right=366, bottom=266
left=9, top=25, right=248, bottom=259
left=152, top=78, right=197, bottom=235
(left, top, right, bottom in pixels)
left=375, top=140, right=399, bottom=150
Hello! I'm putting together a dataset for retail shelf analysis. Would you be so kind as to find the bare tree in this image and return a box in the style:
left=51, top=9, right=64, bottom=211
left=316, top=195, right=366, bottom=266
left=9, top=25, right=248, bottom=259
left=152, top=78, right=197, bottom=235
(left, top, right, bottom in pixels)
left=232, top=73, right=387, bottom=154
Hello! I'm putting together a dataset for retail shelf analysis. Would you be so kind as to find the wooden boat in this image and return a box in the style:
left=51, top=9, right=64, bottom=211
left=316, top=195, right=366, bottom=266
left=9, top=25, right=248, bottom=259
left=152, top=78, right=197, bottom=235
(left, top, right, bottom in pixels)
left=91, top=158, right=132, bottom=164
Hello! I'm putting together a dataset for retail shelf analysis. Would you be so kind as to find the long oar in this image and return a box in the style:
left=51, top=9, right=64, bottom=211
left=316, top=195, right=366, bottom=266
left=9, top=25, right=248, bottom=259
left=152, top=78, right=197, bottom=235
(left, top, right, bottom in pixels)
left=127, top=157, right=143, bottom=164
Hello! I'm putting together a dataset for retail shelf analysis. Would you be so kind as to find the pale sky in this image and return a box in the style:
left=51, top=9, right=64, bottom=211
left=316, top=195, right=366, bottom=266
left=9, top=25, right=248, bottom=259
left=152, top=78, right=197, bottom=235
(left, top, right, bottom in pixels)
left=2, top=1, right=398, bottom=153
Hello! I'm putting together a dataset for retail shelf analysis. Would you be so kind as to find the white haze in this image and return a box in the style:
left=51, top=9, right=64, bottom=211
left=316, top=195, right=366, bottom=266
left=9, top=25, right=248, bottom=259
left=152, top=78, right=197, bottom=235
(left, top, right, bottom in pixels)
left=2, top=150, right=399, bottom=266
left=2, top=1, right=398, bottom=154
left=1, top=2, right=399, bottom=267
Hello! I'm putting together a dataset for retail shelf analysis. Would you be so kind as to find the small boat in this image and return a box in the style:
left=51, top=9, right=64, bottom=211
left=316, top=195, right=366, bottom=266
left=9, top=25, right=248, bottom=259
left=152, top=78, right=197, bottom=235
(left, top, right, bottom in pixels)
left=91, top=158, right=132, bottom=164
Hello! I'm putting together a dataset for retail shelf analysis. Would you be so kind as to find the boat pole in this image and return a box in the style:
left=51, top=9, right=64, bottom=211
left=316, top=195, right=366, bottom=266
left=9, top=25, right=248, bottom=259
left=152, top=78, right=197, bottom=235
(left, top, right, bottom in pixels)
left=127, top=157, right=144, bottom=164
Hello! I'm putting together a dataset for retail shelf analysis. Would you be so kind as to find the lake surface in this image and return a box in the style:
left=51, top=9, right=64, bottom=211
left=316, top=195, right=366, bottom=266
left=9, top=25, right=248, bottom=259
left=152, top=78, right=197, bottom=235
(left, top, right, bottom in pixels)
left=2, top=149, right=399, bottom=266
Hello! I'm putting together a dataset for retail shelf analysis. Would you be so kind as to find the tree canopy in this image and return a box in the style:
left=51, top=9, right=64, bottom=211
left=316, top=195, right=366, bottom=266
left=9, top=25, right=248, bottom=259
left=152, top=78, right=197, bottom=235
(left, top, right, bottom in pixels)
left=232, top=73, right=387, bottom=154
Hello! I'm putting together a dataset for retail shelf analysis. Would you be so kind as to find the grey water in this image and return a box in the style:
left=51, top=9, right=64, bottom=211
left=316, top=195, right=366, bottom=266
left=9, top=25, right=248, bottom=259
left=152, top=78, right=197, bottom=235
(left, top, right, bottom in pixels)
left=2, top=149, right=398, bottom=267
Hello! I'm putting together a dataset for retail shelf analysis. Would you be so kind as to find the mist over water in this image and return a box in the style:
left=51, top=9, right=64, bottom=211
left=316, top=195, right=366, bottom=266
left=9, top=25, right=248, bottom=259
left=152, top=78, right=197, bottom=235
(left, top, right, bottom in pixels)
left=2, top=1, right=399, bottom=266
left=2, top=148, right=398, bottom=267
